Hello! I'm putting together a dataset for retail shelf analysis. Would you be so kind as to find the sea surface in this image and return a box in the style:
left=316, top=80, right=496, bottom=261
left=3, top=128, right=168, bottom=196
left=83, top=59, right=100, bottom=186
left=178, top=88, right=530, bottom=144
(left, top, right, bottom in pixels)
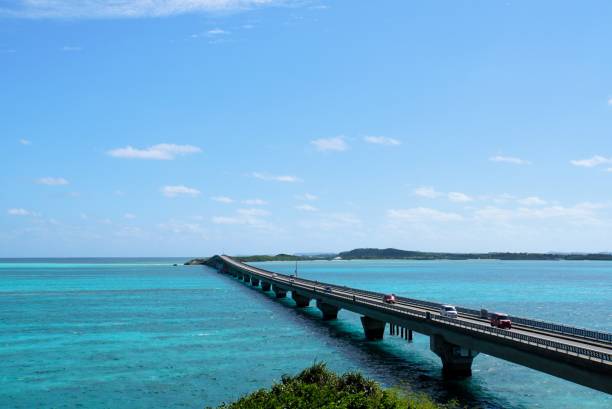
left=0, top=258, right=611, bottom=409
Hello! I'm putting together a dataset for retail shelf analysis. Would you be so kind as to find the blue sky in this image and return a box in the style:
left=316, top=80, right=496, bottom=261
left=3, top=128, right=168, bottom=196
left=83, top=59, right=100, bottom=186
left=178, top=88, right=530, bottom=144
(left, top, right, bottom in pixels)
left=1, top=0, right=612, bottom=257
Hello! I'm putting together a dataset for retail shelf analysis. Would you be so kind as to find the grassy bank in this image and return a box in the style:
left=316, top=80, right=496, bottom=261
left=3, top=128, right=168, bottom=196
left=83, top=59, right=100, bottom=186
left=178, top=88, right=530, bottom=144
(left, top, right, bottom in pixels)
left=210, top=363, right=462, bottom=409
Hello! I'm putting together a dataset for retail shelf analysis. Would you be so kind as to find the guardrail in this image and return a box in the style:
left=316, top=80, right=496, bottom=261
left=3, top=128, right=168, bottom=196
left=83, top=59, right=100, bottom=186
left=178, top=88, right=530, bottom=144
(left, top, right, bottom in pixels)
left=217, top=256, right=612, bottom=362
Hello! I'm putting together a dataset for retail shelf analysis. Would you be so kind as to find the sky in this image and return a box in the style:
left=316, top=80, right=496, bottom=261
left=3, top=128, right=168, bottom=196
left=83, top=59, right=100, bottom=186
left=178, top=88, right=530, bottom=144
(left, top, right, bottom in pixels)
left=1, top=0, right=612, bottom=257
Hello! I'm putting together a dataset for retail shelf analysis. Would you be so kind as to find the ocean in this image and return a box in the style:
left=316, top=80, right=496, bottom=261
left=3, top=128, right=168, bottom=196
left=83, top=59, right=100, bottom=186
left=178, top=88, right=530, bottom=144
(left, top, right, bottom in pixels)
left=0, top=258, right=610, bottom=408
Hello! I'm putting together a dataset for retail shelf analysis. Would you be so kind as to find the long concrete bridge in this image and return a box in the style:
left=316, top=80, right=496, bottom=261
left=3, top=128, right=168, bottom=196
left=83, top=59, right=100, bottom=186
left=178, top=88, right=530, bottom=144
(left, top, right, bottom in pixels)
left=204, top=255, right=612, bottom=394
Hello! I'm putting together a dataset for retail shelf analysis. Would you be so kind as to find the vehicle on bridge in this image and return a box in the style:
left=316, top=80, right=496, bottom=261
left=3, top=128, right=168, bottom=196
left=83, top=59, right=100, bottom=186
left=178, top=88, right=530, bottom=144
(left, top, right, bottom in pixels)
left=382, top=294, right=396, bottom=304
left=324, top=286, right=332, bottom=293
left=490, top=312, right=512, bottom=329
left=440, top=305, right=458, bottom=318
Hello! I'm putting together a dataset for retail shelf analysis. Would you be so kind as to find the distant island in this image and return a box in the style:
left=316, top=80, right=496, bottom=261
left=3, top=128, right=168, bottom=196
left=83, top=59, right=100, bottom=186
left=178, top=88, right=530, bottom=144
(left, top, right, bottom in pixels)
left=185, top=248, right=612, bottom=264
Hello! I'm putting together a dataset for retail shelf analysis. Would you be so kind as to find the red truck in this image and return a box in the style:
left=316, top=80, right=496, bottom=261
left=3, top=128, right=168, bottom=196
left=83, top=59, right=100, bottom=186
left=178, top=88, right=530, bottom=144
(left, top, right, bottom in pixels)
left=490, top=312, right=512, bottom=329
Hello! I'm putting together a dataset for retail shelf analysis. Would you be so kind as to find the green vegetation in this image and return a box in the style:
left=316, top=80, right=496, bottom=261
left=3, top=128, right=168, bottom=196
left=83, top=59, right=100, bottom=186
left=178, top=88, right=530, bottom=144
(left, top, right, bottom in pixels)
left=210, top=363, right=460, bottom=409
left=337, top=248, right=612, bottom=261
left=185, top=248, right=612, bottom=265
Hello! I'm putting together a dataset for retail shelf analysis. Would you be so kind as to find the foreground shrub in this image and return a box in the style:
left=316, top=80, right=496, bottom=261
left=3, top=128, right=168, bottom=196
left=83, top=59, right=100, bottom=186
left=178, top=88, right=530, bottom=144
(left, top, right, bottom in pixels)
left=211, top=363, right=462, bottom=409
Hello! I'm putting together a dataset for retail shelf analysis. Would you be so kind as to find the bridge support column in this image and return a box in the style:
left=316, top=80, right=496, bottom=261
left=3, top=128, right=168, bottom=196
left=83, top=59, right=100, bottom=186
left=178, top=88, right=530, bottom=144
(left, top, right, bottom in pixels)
left=261, top=281, right=271, bottom=291
left=360, top=316, right=386, bottom=340
left=291, top=292, right=311, bottom=308
left=251, top=278, right=260, bottom=287
left=430, top=335, right=478, bottom=376
left=316, top=300, right=340, bottom=320
left=272, top=285, right=286, bottom=298
left=243, top=275, right=250, bottom=283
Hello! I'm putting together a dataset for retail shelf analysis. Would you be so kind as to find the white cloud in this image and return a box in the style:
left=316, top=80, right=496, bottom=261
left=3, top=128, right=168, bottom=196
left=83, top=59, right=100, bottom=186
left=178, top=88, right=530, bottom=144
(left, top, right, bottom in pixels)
left=108, top=143, right=201, bottom=160
left=387, top=207, right=464, bottom=222
left=243, top=198, right=267, bottom=205
left=2, top=1, right=287, bottom=19
left=123, top=213, right=136, bottom=219
left=298, top=193, right=318, bottom=201
left=207, top=28, right=228, bottom=35
left=251, top=172, right=300, bottom=183
left=608, top=97, right=612, bottom=106
left=474, top=202, right=608, bottom=225
left=298, top=213, right=362, bottom=231
left=518, top=196, right=547, bottom=206
left=212, top=207, right=275, bottom=229
left=158, top=220, right=207, bottom=238
left=489, top=155, right=530, bottom=165
left=570, top=155, right=612, bottom=168
left=363, top=136, right=401, bottom=146
left=161, top=185, right=201, bottom=198
left=414, top=186, right=442, bottom=199
left=36, top=177, right=69, bottom=186
left=212, top=196, right=234, bottom=204
left=19, top=138, right=31, bottom=145
left=237, top=208, right=269, bottom=217
left=296, top=204, right=318, bottom=212
left=62, top=45, right=81, bottom=52
left=311, top=136, right=348, bottom=152
left=8, top=208, right=32, bottom=216
left=447, top=192, right=472, bottom=203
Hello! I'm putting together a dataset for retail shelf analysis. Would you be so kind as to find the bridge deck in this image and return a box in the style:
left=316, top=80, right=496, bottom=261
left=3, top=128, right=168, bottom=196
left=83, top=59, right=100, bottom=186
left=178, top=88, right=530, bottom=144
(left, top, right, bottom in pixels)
left=208, top=255, right=612, bottom=394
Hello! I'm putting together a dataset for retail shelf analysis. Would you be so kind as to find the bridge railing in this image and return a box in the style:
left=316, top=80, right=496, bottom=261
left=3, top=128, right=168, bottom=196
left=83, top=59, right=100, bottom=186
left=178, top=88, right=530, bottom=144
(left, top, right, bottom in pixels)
left=225, top=258, right=612, bottom=355
left=432, top=315, right=612, bottom=363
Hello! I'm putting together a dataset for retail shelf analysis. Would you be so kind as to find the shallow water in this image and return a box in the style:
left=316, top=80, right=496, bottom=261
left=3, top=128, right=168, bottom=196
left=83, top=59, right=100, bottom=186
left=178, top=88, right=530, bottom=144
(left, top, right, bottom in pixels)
left=0, top=259, right=610, bottom=408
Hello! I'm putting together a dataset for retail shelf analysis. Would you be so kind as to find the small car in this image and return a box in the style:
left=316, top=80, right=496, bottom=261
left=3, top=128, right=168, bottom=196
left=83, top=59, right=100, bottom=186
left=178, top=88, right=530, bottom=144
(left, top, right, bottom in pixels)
left=440, top=305, right=458, bottom=318
left=324, top=286, right=332, bottom=293
left=382, top=294, right=396, bottom=304
left=490, top=312, right=512, bottom=329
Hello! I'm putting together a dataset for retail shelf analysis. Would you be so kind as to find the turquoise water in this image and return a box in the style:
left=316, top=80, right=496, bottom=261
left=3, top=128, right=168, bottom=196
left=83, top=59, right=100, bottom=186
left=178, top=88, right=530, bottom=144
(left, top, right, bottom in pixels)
left=0, top=259, right=610, bottom=408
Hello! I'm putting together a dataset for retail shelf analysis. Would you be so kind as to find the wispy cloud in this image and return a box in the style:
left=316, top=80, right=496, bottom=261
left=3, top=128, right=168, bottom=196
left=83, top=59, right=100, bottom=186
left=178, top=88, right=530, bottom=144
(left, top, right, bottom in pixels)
left=570, top=155, right=612, bottom=168
left=19, top=138, right=31, bottom=145
left=108, top=143, right=201, bottom=160
left=251, top=172, right=301, bottom=183
left=123, top=213, right=136, bottom=219
left=36, top=177, right=69, bottom=186
left=489, top=155, right=531, bottom=165
left=311, top=136, right=348, bottom=152
left=296, top=204, right=318, bottom=212
left=608, top=97, right=612, bottom=106
left=158, top=220, right=207, bottom=239
left=447, top=192, right=472, bottom=203
left=61, top=45, right=81, bottom=52
left=243, top=198, right=267, bottom=205
left=363, top=136, right=401, bottom=146
left=161, top=185, right=201, bottom=198
left=517, top=196, right=547, bottom=206
left=212, top=196, right=234, bottom=203
left=296, top=193, right=318, bottom=201
left=2, top=1, right=289, bottom=19
left=7, top=208, right=33, bottom=216
left=388, top=207, right=464, bottom=222
left=212, top=207, right=275, bottom=229
left=414, top=186, right=442, bottom=199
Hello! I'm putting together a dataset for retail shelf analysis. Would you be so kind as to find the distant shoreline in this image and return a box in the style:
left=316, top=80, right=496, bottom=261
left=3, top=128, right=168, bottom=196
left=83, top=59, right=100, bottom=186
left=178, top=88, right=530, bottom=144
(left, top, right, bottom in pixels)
left=184, top=248, right=612, bottom=265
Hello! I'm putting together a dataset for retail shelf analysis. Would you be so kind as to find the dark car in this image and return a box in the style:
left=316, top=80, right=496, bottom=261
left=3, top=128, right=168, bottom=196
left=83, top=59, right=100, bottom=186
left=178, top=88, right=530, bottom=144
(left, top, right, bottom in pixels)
left=382, top=294, right=396, bottom=304
left=324, top=286, right=332, bottom=293
left=490, top=312, right=512, bottom=329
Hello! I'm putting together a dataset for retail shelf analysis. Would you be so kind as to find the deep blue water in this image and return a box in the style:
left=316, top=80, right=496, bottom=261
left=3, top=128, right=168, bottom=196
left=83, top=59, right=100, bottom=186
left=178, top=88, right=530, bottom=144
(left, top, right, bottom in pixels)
left=0, top=259, right=610, bottom=408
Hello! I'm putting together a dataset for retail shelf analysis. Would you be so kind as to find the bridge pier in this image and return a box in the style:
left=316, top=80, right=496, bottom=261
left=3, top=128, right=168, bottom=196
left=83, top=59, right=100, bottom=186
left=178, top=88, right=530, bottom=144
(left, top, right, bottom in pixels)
left=251, top=278, right=260, bottom=287
left=430, top=334, right=479, bottom=376
left=243, top=275, right=250, bottom=283
left=316, top=300, right=340, bottom=320
left=261, top=281, right=271, bottom=292
left=291, top=292, right=311, bottom=308
left=272, top=285, right=286, bottom=298
left=360, top=316, right=386, bottom=340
